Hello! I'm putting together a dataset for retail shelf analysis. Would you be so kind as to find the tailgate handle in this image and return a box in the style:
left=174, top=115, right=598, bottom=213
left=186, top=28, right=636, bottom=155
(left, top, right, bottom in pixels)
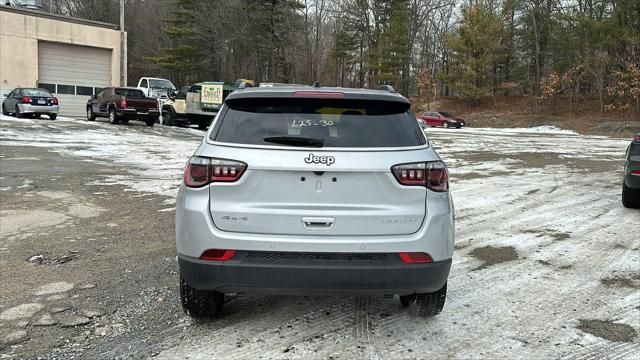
left=302, top=217, right=335, bottom=230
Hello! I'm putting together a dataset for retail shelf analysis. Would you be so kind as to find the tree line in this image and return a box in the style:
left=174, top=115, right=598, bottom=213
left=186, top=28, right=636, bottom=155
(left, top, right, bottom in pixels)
left=42, top=0, right=640, bottom=115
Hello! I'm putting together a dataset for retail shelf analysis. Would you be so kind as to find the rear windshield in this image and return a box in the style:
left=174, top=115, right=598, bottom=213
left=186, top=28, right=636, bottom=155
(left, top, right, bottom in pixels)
left=211, top=98, right=426, bottom=148
left=24, top=89, right=52, bottom=97
left=115, top=88, right=145, bottom=98
left=629, top=143, right=640, bottom=156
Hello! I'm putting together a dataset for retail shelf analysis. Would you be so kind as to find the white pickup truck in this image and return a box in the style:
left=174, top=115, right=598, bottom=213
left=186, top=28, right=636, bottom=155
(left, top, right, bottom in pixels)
left=136, top=77, right=176, bottom=115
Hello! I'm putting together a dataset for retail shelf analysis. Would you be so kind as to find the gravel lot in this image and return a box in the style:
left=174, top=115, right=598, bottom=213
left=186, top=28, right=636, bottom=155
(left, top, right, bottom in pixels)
left=1, top=115, right=638, bottom=359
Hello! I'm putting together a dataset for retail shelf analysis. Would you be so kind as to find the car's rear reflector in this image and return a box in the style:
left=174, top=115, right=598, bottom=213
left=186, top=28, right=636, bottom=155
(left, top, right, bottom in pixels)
left=200, top=249, right=237, bottom=261
left=293, top=91, right=344, bottom=98
left=399, top=252, right=433, bottom=263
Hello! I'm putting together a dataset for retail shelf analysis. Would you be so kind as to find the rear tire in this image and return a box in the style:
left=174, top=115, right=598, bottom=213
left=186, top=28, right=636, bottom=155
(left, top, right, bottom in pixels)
left=442, top=122, right=450, bottom=129
left=49, top=113, right=57, bottom=120
left=145, top=118, right=156, bottom=127
left=180, top=278, right=224, bottom=318
left=400, top=283, right=447, bottom=317
left=108, top=108, right=119, bottom=124
left=163, top=108, right=174, bottom=126
left=622, top=183, right=640, bottom=209
left=15, top=105, right=22, bottom=118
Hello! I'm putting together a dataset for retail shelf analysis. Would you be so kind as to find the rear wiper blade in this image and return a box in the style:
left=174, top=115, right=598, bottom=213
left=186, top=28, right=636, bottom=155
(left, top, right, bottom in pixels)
left=263, top=136, right=324, bottom=147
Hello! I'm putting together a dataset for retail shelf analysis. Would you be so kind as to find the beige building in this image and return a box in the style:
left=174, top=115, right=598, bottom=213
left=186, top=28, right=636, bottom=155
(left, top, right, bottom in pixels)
left=0, top=4, right=125, bottom=117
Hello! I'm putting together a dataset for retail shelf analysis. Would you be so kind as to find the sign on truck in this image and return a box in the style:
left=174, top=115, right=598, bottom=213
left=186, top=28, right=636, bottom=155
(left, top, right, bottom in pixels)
left=201, top=83, right=224, bottom=107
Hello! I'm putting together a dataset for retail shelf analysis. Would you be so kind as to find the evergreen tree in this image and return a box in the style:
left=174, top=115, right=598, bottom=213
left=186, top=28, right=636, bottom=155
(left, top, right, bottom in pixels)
left=440, top=0, right=504, bottom=103
left=147, top=0, right=202, bottom=86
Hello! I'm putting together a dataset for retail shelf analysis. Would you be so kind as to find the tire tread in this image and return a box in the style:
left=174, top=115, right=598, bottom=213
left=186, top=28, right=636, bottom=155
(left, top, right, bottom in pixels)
left=622, top=183, right=640, bottom=209
left=180, top=278, right=223, bottom=318
left=410, top=283, right=447, bottom=317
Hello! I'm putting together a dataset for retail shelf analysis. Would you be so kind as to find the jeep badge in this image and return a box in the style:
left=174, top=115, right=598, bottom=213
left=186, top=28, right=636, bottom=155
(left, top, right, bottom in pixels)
left=304, top=153, right=335, bottom=166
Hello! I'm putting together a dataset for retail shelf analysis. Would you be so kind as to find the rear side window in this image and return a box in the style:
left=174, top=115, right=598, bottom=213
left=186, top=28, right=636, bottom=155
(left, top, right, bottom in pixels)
left=212, top=98, right=425, bottom=148
left=115, top=88, right=145, bottom=98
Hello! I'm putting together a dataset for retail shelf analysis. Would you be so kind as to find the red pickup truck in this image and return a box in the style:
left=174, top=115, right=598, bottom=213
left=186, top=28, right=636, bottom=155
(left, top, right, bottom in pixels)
left=86, top=87, right=160, bottom=126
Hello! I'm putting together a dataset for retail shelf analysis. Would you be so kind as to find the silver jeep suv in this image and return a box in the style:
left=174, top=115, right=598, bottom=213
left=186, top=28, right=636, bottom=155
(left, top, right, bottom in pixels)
left=176, top=85, right=454, bottom=318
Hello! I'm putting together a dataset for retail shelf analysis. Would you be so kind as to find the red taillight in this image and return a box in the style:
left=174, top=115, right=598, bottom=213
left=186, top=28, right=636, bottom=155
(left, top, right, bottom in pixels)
left=631, top=170, right=640, bottom=175
left=21, top=96, right=32, bottom=103
left=391, top=161, right=449, bottom=192
left=399, top=252, right=433, bottom=263
left=121, top=98, right=127, bottom=109
left=51, top=97, right=58, bottom=105
left=426, top=162, right=449, bottom=192
left=634, top=134, right=640, bottom=142
left=183, top=156, right=247, bottom=188
left=293, top=91, right=344, bottom=98
left=200, top=249, right=236, bottom=261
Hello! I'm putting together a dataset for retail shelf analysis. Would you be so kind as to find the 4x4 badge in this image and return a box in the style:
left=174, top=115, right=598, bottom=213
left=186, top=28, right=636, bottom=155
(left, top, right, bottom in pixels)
left=304, top=153, right=335, bottom=166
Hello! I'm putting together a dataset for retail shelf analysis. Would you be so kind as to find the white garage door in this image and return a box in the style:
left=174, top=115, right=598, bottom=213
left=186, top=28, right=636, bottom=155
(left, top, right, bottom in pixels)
left=38, top=42, right=112, bottom=117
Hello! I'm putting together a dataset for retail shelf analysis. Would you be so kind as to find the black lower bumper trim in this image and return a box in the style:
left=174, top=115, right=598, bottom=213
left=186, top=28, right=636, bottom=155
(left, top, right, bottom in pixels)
left=625, top=174, right=640, bottom=189
left=179, top=252, right=451, bottom=296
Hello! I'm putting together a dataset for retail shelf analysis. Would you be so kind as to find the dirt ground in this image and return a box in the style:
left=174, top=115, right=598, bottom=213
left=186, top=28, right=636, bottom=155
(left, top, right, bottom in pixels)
left=1, top=116, right=639, bottom=359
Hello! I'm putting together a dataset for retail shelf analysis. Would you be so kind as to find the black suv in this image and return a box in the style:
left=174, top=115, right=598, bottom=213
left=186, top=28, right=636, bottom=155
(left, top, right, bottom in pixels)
left=622, top=133, right=640, bottom=208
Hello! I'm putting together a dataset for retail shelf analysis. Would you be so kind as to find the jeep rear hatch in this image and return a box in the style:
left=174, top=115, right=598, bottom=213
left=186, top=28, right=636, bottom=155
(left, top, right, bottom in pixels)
left=202, top=97, right=432, bottom=236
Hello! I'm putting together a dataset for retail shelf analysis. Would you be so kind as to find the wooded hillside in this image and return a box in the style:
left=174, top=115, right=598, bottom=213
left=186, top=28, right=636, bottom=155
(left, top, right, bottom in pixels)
left=41, top=0, right=640, bottom=117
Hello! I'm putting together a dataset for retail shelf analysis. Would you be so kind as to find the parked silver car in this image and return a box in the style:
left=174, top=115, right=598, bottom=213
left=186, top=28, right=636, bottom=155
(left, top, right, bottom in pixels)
left=176, top=85, right=455, bottom=318
left=1, top=88, right=59, bottom=119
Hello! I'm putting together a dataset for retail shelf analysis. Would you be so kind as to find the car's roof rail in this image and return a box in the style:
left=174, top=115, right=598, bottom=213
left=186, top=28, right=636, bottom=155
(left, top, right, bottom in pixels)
left=377, top=85, right=397, bottom=93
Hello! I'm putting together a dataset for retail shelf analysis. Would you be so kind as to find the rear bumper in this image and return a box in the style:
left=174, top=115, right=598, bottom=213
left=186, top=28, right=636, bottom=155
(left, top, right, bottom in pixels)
left=18, top=104, right=59, bottom=114
left=117, top=108, right=160, bottom=120
left=624, top=173, right=640, bottom=189
left=179, top=252, right=451, bottom=296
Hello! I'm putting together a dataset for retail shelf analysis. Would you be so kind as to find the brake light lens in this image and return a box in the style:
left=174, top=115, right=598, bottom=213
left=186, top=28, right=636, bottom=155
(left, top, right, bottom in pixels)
left=631, top=170, right=640, bottom=175
left=21, top=96, right=32, bottom=103
left=51, top=97, right=58, bottom=105
left=211, top=159, right=247, bottom=181
left=183, top=156, right=247, bottom=187
left=391, top=161, right=449, bottom=191
left=121, top=98, right=127, bottom=109
left=200, top=249, right=236, bottom=261
left=399, top=252, right=433, bottom=263
left=293, top=91, right=345, bottom=98
left=634, top=134, right=640, bottom=142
